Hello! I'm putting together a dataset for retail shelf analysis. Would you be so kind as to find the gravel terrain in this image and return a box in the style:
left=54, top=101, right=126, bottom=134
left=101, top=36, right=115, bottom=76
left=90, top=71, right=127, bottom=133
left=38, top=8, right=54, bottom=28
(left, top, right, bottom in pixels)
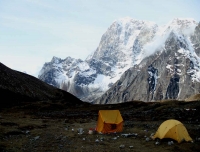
left=1, top=100, right=200, bottom=152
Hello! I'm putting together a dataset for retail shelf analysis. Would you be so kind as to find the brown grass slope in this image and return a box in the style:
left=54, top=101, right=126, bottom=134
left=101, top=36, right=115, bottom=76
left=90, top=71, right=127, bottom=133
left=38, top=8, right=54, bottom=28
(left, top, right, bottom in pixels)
left=185, top=93, right=200, bottom=102
left=1, top=100, right=200, bottom=152
left=0, top=62, right=84, bottom=108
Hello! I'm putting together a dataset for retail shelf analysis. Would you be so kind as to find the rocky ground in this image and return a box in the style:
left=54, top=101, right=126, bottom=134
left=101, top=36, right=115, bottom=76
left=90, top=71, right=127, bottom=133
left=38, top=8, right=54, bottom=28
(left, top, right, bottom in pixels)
left=0, top=100, right=200, bottom=152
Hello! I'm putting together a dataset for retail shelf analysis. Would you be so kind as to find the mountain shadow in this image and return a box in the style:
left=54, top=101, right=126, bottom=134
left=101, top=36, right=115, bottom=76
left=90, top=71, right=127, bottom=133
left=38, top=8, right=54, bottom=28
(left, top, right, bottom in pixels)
left=0, top=62, right=84, bottom=108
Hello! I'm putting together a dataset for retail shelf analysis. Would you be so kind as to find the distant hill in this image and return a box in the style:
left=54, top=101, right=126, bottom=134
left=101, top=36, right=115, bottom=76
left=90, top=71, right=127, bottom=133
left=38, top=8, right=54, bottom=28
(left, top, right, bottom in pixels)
left=0, top=62, right=83, bottom=108
left=185, top=94, right=200, bottom=102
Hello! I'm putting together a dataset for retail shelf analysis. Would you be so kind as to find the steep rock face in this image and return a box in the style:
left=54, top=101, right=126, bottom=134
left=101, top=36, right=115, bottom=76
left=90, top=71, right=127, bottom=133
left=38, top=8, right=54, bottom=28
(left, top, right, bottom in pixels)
left=88, top=18, right=158, bottom=66
left=95, top=19, right=200, bottom=104
left=147, top=65, right=158, bottom=100
left=191, top=22, right=200, bottom=56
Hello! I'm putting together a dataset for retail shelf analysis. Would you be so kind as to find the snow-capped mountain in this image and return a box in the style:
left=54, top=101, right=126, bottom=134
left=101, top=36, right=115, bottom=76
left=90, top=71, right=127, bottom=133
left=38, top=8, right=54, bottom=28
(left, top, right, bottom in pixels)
left=95, top=19, right=200, bottom=104
left=39, top=17, right=158, bottom=102
left=38, top=17, right=199, bottom=103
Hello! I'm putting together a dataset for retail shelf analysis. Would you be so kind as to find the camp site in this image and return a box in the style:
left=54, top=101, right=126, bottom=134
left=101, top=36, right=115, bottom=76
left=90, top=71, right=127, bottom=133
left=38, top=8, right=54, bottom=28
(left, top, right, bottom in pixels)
left=1, top=0, right=200, bottom=151
left=1, top=100, right=200, bottom=152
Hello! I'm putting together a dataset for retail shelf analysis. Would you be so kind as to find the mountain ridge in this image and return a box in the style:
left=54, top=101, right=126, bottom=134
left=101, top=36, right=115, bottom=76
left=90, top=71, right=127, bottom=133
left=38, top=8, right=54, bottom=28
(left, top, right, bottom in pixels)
left=38, top=18, right=199, bottom=103
left=0, top=62, right=83, bottom=108
left=95, top=21, right=200, bottom=104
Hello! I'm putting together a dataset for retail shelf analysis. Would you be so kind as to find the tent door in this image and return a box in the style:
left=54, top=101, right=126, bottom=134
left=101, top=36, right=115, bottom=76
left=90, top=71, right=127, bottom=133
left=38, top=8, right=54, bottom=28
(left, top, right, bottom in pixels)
left=111, top=124, right=117, bottom=130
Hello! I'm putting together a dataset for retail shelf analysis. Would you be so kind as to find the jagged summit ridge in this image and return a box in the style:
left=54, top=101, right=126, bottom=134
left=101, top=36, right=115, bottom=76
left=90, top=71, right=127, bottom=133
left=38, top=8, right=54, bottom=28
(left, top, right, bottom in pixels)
left=89, top=17, right=158, bottom=64
left=113, top=17, right=157, bottom=28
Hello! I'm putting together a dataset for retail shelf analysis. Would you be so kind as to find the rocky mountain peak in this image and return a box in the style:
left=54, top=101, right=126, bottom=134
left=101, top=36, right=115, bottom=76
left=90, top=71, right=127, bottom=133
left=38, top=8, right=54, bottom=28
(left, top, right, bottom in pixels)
left=113, top=17, right=157, bottom=29
left=162, top=18, right=197, bottom=37
left=94, top=18, right=200, bottom=104
left=170, top=18, right=197, bottom=26
left=51, top=56, right=62, bottom=64
left=38, top=17, right=200, bottom=103
left=90, top=17, right=158, bottom=68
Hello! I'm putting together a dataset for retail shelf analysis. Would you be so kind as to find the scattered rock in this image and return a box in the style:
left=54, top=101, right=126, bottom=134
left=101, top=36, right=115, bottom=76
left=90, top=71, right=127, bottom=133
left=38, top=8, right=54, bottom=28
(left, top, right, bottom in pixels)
left=129, top=146, right=133, bottom=149
left=121, top=133, right=137, bottom=138
left=112, top=137, right=117, bottom=140
left=26, top=130, right=30, bottom=134
left=34, top=136, right=40, bottom=140
left=119, top=144, right=125, bottom=148
left=88, top=129, right=93, bottom=134
left=196, top=137, right=200, bottom=141
left=168, top=141, right=171, bottom=145
left=155, top=141, right=160, bottom=145
left=150, top=133, right=154, bottom=137
left=145, top=137, right=150, bottom=142
left=100, top=137, right=104, bottom=141
left=77, top=128, right=83, bottom=134
left=135, top=133, right=138, bottom=136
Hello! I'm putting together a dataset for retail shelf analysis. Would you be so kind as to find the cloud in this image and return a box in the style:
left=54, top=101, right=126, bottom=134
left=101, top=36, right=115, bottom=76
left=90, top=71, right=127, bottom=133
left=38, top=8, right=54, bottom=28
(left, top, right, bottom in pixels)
left=142, top=33, right=169, bottom=58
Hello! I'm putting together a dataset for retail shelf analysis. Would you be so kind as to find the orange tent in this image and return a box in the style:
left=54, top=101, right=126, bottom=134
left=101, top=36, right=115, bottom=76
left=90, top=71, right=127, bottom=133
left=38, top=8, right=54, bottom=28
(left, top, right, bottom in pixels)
left=96, top=110, right=123, bottom=133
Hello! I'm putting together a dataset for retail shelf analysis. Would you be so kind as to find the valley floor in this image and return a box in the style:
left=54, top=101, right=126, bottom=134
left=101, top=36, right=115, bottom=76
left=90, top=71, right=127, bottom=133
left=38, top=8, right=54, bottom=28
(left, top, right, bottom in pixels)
left=0, top=101, right=200, bottom=152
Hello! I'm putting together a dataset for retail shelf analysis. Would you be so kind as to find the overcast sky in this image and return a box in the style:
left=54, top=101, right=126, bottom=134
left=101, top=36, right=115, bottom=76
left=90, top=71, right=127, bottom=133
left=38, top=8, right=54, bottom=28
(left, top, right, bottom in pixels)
left=0, top=0, right=200, bottom=77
